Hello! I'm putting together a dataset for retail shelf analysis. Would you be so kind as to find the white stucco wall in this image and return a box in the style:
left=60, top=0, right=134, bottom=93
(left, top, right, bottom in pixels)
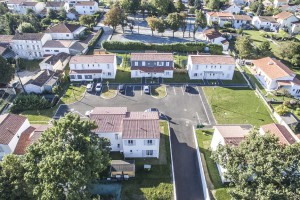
left=122, top=138, right=160, bottom=158
left=97, top=132, right=123, bottom=152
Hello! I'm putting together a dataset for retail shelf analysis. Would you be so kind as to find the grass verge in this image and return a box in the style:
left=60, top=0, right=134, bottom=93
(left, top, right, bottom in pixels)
left=121, top=121, right=173, bottom=200
left=222, top=70, right=247, bottom=85
left=101, top=85, right=118, bottom=99
left=61, top=85, right=86, bottom=104
left=203, top=87, right=274, bottom=127
left=151, top=85, right=167, bottom=99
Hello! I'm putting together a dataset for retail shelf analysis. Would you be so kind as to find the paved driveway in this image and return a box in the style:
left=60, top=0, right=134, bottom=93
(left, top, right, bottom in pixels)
left=55, top=84, right=215, bottom=200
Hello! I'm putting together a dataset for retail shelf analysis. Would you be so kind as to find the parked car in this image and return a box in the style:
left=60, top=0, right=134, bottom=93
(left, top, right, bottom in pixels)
left=87, top=83, right=93, bottom=92
left=118, top=84, right=125, bottom=94
left=143, top=85, right=150, bottom=94
left=185, top=84, right=192, bottom=92
left=95, top=83, right=102, bottom=92
left=145, top=108, right=161, bottom=116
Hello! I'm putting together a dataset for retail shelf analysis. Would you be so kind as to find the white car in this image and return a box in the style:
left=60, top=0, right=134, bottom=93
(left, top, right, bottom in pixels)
left=95, top=83, right=102, bottom=92
left=143, top=85, right=150, bottom=94
left=87, top=83, right=93, bottom=92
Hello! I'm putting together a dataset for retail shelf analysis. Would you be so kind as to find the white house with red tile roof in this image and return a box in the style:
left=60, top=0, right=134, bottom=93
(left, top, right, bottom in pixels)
left=89, top=107, right=160, bottom=158
left=45, top=23, right=87, bottom=40
left=0, top=114, right=49, bottom=160
left=202, top=28, right=229, bottom=51
left=74, top=1, right=98, bottom=15
left=187, top=55, right=236, bottom=80
left=274, top=0, right=289, bottom=8
left=259, top=123, right=298, bottom=145
left=7, top=0, right=45, bottom=14
left=273, top=11, right=299, bottom=32
left=69, top=54, right=117, bottom=81
left=251, top=16, right=279, bottom=31
left=130, top=53, right=174, bottom=78
left=210, top=125, right=252, bottom=183
left=252, top=57, right=300, bottom=97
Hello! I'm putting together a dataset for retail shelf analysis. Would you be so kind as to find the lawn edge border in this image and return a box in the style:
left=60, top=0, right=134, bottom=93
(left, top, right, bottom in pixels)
left=166, top=120, right=177, bottom=200
left=100, top=90, right=118, bottom=100
left=66, top=86, right=87, bottom=106
left=150, top=85, right=168, bottom=99
left=193, top=126, right=211, bottom=200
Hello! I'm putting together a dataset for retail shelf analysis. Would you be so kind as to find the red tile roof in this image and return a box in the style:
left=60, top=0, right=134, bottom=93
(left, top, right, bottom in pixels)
left=189, top=55, right=235, bottom=65
left=207, top=12, right=233, bottom=17
left=69, top=69, right=103, bottom=74
left=202, top=28, right=223, bottom=40
left=91, top=107, right=127, bottom=115
left=261, top=123, right=296, bottom=145
left=45, top=23, right=83, bottom=33
left=75, top=1, right=96, bottom=6
left=70, top=55, right=116, bottom=64
left=131, top=66, right=174, bottom=73
left=274, top=11, right=294, bottom=20
left=131, top=53, right=173, bottom=61
left=0, top=114, right=27, bottom=145
left=215, top=125, right=251, bottom=146
left=253, top=57, right=295, bottom=79
left=122, top=119, right=160, bottom=139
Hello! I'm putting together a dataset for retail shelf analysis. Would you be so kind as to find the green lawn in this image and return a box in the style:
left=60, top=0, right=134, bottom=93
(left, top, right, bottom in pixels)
left=101, top=85, right=117, bottom=99
left=21, top=105, right=59, bottom=124
left=60, top=85, right=86, bottom=104
left=103, top=67, right=140, bottom=84
left=19, top=59, right=42, bottom=71
left=196, top=129, right=230, bottom=200
left=222, top=70, right=247, bottom=85
left=163, top=71, right=204, bottom=84
left=174, top=54, right=188, bottom=69
left=121, top=121, right=173, bottom=200
left=151, top=85, right=167, bottom=99
left=203, top=87, right=274, bottom=127
left=243, top=66, right=266, bottom=94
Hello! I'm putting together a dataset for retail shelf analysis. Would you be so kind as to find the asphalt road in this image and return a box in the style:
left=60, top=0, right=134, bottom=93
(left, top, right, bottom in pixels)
left=55, top=84, right=215, bottom=200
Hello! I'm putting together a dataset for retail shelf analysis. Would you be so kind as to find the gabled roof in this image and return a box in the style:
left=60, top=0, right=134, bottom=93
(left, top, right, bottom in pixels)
left=261, top=123, right=296, bottom=145
left=189, top=55, right=235, bottom=65
left=21, top=1, right=38, bottom=6
left=12, top=33, right=45, bottom=41
left=0, top=114, right=27, bottom=145
left=233, top=15, right=252, bottom=21
left=7, top=0, right=25, bottom=4
left=42, top=52, right=70, bottom=66
left=131, top=53, right=173, bottom=61
left=253, top=57, right=295, bottom=79
left=256, top=16, right=278, bottom=23
left=215, top=125, right=251, bottom=146
left=75, top=1, right=96, bottom=6
left=46, top=1, right=65, bottom=7
left=274, top=11, right=294, bottom=20
left=202, top=28, right=223, bottom=40
left=70, top=54, right=116, bottom=64
left=25, top=70, right=56, bottom=87
left=111, top=160, right=135, bottom=172
left=122, top=118, right=160, bottom=139
left=0, top=35, right=14, bottom=44
left=43, top=40, right=74, bottom=48
left=207, top=12, right=234, bottom=18
left=45, top=23, right=83, bottom=34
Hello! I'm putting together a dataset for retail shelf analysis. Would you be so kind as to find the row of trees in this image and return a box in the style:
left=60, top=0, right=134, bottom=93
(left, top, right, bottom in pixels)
left=0, top=114, right=111, bottom=199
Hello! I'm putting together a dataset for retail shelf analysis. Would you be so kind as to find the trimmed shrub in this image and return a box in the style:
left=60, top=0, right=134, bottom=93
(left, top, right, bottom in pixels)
left=102, top=41, right=222, bottom=54
left=10, top=94, right=52, bottom=113
left=275, top=104, right=289, bottom=116
left=88, top=28, right=104, bottom=49
left=208, top=44, right=223, bottom=54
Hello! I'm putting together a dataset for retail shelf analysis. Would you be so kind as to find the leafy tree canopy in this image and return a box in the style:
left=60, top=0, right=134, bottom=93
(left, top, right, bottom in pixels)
left=235, top=35, right=255, bottom=59
left=0, top=56, right=14, bottom=85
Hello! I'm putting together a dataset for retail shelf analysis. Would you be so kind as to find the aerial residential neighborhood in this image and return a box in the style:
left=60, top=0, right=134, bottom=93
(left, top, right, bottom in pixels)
left=1, top=0, right=300, bottom=199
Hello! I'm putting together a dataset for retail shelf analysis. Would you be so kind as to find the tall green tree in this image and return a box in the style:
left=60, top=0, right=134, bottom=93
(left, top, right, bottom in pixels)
left=258, top=40, right=271, bottom=56
left=235, top=35, right=255, bottom=59
left=194, top=0, right=202, bottom=9
left=140, top=0, right=150, bottom=19
left=156, top=17, right=166, bottom=36
left=207, top=0, right=220, bottom=10
left=175, top=0, right=185, bottom=12
left=195, top=10, right=206, bottom=29
left=0, top=3, right=9, bottom=15
left=58, top=8, right=67, bottom=20
left=166, top=12, right=181, bottom=37
left=47, top=9, right=58, bottom=19
left=120, top=0, right=141, bottom=14
left=212, top=131, right=300, bottom=199
left=79, top=15, right=95, bottom=28
left=0, top=155, right=30, bottom=199
left=0, top=56, right=14, bottom=85
left=17, top=22, right=36, bottom=33
left=146, top=16, right=158, bottom=36
left=150, top=0, right=171, bottom=16
left=1, top=13, right=19, bottom=35
left=103, top=3, right=127, bottom=32
left=24, top=113, right=111, bottom=200
left=179, top=12, right=187, bottom=37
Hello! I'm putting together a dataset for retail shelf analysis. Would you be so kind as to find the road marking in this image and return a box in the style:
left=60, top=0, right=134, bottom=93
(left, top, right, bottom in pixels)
left=181, top=86, right=185, bottom=95
left=196, top=112, right=201, bottom=124
left=173, top=86, right=177, bottom=95
left=198, top=87, right=211, bottom=125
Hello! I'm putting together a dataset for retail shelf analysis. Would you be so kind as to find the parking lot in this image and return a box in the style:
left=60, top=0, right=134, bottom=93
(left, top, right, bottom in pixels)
left=55, top=84, right=215, bottom=200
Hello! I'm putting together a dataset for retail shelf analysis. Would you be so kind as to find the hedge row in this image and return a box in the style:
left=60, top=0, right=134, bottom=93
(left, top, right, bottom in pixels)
left=88, top=28, right=104, bottom=49
left=10, top=94, right=52, bottom=113
left=102, top=41, right=223, bottom=54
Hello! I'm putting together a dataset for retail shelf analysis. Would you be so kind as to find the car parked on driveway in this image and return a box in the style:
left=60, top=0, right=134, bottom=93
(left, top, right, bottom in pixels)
left=95, top=83, right=102, bottom=92
left=143, top=85, right=150, bottom=94
left=185, top=84, right=192, bottom=92
left=87, top=83, right=93, bottom=92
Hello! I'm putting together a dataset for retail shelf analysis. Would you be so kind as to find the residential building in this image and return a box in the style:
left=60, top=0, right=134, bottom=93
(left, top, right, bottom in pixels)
left=39, top=52, right=70, bottom=72
left=273, top=11, right=299, bottom=33
left=252, top=57, right=300, bottom=96
left=74, top=1, right=98, bottom=15
left=251, top=16, right=279, bottom=31
left=202, top=28, right=229, bottom=51
left=0, top=35, right=15, bottom=59
left=45, top=1, right=66, bottom=11
left=291, top=21, right=300, bottom=34
left=0, top=114, right=49, bottom=160
left=24, top=70, right=59, bottom=94
left=45, top=23, right=87, bottom=40
left=130, top=53, right=174, bottom=78
left=232, top=15, right=252, bottom=28
left=210, top=125, right=252, bottom=183
left=274, top=0, right=289, bottom=8
left=89, top=107, right=160, bottom=158
left=7, top=0, right=45, bottom=14
left=69, top=54, right=117, bottom=81
left=221, top=4, right=241, bottom=14
left=259, top=123, right=297, bottom=145
left=206, top=12, right=251, bottom=28
left=10, top=33, right=52, bottom=59
left=187, top=55, right=236, bottom=80
left=42, top=40, right=88, bottom=55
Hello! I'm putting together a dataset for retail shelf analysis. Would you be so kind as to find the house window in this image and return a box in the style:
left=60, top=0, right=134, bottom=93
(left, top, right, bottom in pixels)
left=70, top=75, right=75, bottom=79
left=45, top=50, right=50, bottom=52
left=194, top=73, right=198, bottom=77
left=107, top=64, right=110, bottom=69
left=165, top=71, right=170, bottom=75
left=130, top=150, right=133, bottom=154
left=77, top=75, right=82, bottom=79
left=66, top=34, right=69, bottom=37
left=142, top=61, right=145, bottom=66
left=85, top=75, right=92, bottom=79
left=54, top=50, right=59, bottom=52
left=108, top=72, right=111, bottom=76
left=135, top=61, right=138, bottom=66
left=146, top=150, right=153, bottom=156
left=297, top=89, right=300, bottom=94
left=166, top=62, right=169, bottom=66
left=128, top=140, right=134, bottom=145
left=147, top=140, right=153, bottom=145
left=115, top=134, right=118, bottom=140
left=117, top=144, right=120, bottom=148
left=157, top=62, right=164, bottom=66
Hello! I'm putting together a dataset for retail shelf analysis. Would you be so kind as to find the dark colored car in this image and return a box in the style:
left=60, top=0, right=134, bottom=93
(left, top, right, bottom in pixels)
left=185, top=84, right=192, bottom=92
left=118, top=84, right=125, bottom=94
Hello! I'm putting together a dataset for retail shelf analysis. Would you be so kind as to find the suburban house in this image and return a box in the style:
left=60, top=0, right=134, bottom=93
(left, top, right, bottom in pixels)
left=89, top=107, right=161, bottom=158
left=252, top=57, right=300, bottom=96
left=259, top=123, right=297, bottom=145
left=7, top=0, right=45, bottom=14
left=10, top=33, right=52, bottom=59
left=0, top=114, right=49, bottom=160
left=74, top=1, right=99, bottom=15
left=274, top=0, right=289, bottom=8
left=251, top=16, right=279, bottom=31
left=45, top=23, right=87, bottom=40
left=24, top=70, right=59, bottom=94
left=42, top=40, right=88, bottom=55
left=110, top=160, right=135, bottom=179
left=0, top=35, right=15, bottom=59
left=186, top=55, right=236, bottom=80
left=291, top=21, right=300, bottom=34
left=69, top=54, right=117, bottom=81
left=130, top=53, right=174, bottom=78
left=273, top=11, right=300, bottom=32
left=210, top=125, right=252, bottom=183
left=206, top=12, right=251, bottom=29
left=221, top=4, right=241, bottom=14
left=232, top=15, right=252, bottom=28
left=45, top=1, right=66, bottom=11
left=202, top=28, right=229, bottom=51
left=39, top=52, right=70, bottom=72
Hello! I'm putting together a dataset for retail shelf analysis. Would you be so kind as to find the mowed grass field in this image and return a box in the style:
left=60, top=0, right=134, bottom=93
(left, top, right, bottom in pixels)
left=203, top=87, right=274, bottom=127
